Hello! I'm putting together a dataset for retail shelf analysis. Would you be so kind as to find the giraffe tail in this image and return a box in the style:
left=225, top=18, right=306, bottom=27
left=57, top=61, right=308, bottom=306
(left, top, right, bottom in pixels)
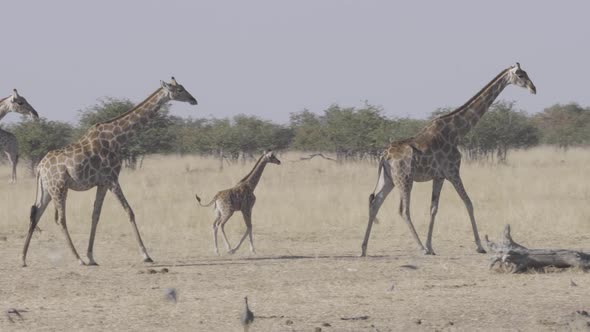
left=195, top=194, right=215, bottom=207
left=30, top=170, right=44, bottom=233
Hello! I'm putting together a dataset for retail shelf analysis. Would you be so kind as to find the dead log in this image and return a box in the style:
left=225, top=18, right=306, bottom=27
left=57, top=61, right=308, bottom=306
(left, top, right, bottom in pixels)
left=485, top=224, right=590, bottom=273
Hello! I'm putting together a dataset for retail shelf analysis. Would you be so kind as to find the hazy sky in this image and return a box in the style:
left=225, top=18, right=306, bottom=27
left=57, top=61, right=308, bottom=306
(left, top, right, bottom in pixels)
left=1, top=1, right=589, bottom=124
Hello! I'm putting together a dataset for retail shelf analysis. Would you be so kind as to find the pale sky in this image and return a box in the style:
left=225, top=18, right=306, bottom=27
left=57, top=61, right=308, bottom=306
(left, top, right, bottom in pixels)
left=1, top=1, right=588, bottom=124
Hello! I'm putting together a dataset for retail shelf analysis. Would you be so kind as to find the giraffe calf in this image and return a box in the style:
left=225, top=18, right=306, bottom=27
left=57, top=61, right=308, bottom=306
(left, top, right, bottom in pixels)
left=196, top=151, right=281, bottom=255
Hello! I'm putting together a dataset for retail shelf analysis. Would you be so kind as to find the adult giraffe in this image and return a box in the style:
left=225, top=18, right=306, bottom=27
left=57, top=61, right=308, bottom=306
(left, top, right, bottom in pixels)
left=22, top=77, right=197, bottom=266
left=361, top=63, right=536, bottom=256
left=0, top=89, right=39, bottom=183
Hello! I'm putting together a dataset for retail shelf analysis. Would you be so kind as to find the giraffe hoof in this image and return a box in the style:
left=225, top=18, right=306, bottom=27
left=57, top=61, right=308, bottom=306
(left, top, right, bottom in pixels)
left=424, top=250, right=436, bottom=256
left=228, top=249, right=236, bottom=255
left=476, top=247, right=487, bottom=254
left=143, top=257, right=154, bottom=263
left=87, top=262, right=99, bottom=266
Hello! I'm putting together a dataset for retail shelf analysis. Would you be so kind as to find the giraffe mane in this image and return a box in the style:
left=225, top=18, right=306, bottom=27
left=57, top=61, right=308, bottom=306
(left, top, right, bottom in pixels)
left=0, top=96, right=9, bottom=104
left=435, top=67, right=512, bottom=120
left=238, top=153, right=265, bottom=184
left=97, top=88, right=164, bottom=125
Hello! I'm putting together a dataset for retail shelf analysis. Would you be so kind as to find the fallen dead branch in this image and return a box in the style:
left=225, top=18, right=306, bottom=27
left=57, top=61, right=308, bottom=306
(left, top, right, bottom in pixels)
left=292, top=153, right=337, bottom=162
left=485, top=224, right=590, bottom=273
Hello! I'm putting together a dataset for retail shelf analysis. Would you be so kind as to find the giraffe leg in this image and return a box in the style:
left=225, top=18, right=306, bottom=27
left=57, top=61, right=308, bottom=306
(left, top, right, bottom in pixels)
left=211, top=212, right=222, bottom=255
left=219, top=212, right=234, bottom=253
left=109, top=182, right=153, bottom=263
left=361, top=159, right=394, bottom=257
left=424, top=178, right=445, bottom=255
left=397, top=179, right=428, bottom=254
left=241, top=208, right=256, bottom=254
left=86, top=185, right=108, bottom=266
left=22, top=182, right=52, bottom=267
left=229, top=209, right=253, bottom=255
left=214, top=211, right=233, bottom=255
left=54, top=191, right=86, bottom=265
left=4, top=151, right=16, bottom=184
left=448, top=175, right=486, bottom=253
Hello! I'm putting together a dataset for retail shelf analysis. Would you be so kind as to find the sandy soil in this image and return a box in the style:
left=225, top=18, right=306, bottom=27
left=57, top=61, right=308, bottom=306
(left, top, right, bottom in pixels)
left=1, top=150, right=590, bottom=331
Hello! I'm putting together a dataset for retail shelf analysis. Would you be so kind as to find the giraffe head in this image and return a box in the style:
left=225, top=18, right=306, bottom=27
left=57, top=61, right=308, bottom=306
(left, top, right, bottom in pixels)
left=263, top=150, right=281, bottom=165
left=507, top=63, right=536, bottom=95
left=160, top=77, right=198, bottom=105
left=6, top=89, right=39, bottom=118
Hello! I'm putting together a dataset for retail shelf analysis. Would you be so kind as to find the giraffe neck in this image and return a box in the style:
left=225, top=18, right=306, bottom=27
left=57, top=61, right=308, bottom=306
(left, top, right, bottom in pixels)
left=102, top=88, right=170, bottom=140
left=437, top=68, right=512, bottom=139
left=239, top=155, right=268, bottom=190
left=0, top=96, right=12, bottom=122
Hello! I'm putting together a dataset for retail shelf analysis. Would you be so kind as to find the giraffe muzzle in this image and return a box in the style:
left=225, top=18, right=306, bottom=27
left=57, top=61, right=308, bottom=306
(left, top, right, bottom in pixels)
left=528, top=83, right=537, bottom=95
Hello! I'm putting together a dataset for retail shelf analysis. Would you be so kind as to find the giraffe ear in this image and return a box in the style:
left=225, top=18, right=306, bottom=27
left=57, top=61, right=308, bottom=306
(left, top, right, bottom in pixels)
left=161, top=80, right=171, bottom=89
left=12, top=89, right=19, bottom=99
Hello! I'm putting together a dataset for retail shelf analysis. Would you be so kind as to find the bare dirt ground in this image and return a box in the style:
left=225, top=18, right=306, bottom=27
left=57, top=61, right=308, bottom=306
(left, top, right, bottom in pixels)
left=1, top=149, right=590, bottom=331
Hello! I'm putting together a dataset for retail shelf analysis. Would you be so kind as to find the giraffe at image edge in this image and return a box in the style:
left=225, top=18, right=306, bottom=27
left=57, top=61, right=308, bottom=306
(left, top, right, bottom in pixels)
left=22, top=77, right=198, bottom=267
left=0, top=89, right=39, bottom=183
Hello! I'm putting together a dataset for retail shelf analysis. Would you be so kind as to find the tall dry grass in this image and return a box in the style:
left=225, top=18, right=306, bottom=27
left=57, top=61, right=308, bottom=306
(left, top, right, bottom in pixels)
left=1, top=146, right=589, bottom=264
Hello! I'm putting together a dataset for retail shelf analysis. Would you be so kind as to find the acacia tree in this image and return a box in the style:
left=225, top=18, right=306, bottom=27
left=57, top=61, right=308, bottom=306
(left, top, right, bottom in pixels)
left=289, top=104, right=425, bottom=160
left=7, top=118, right=74, bottom=173
left=533, top=103, right=590, bottom=149
left=289, top=109, right=328, bottom=151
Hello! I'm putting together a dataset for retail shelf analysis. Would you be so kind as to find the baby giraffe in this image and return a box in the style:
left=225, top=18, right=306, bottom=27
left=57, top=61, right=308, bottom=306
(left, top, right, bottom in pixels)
left=196, top=151, right=281, bottom=255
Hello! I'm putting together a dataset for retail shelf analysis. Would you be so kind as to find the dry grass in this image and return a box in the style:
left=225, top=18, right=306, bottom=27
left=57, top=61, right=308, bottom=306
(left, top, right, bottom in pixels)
left=0, top=147, right=589, bottom=331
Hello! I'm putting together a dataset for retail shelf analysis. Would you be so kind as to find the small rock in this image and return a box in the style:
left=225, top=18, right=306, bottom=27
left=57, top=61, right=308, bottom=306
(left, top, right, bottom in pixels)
left=314, top=328, right=322, bottom=332
left=571, top=279, right=578, bottom=287
left=160, top=268, right=169, bottom=273
left=285, top=319, right=293, bottom=325
left=322, top=322, right=331, bottom=327
left=414, top=319, right=422, bottom=325
left=147, top=269, right=157, bottom=274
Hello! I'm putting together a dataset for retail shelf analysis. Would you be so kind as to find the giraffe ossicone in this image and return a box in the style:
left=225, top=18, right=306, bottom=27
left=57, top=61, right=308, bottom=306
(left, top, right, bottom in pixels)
left=21, top=77, right=198, bottom=267
left=361, top=63, right=536, bottom=257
